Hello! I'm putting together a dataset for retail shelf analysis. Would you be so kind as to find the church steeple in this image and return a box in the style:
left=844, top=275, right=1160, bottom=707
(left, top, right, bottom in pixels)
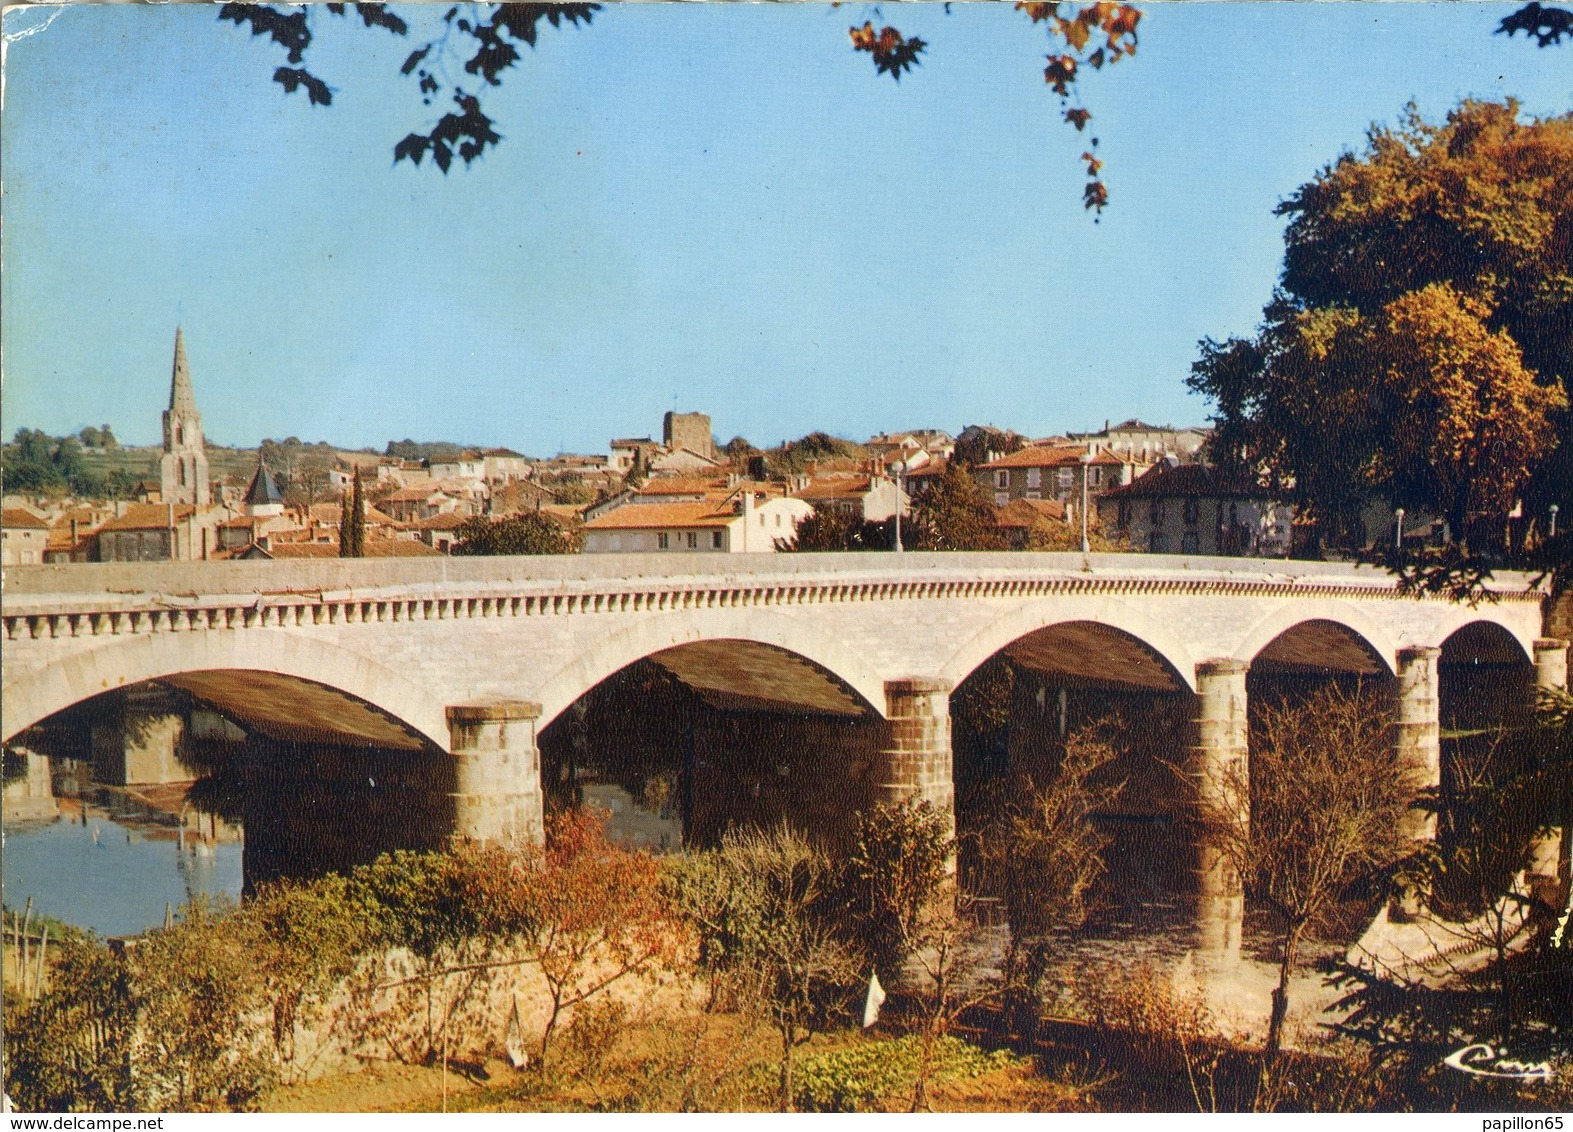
left=169, top=326, right=197, bottom=417
left=160, top=327, right=210, bottom=506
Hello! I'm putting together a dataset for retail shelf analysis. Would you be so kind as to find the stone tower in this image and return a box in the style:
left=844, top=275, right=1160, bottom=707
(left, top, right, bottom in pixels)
left=662, top=411, right=715, bottom=460
left=159, top=328, right=209, bottom=506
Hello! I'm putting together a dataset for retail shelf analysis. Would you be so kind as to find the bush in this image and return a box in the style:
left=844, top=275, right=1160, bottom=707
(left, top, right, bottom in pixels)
left=831, top=800, right=953, bottom=986
left=3, top=942, right=138, bottom=1112
left=128, top=900, right=275, bottom=1111
left=793, top=1035, right=1021, bottom=1112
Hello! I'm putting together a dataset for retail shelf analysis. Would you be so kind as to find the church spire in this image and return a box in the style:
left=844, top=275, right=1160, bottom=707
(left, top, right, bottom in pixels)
left=160, top=327, right=209, bottom=506
left=169, top=326, right=197, bottom=416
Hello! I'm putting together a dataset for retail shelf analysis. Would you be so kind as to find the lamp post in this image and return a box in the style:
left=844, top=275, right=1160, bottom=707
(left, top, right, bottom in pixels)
left=1394, top=507, right=1405, bottom=550
left=1552, top=504, right=1560, bottom=539
left=892, top=460, right=907, bottom=553
left=1079, top=452, right=1093, bottom=554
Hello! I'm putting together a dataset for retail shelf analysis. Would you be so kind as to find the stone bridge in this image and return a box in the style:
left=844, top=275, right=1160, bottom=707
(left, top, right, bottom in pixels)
left=3, top=552, right=1565, bottom=948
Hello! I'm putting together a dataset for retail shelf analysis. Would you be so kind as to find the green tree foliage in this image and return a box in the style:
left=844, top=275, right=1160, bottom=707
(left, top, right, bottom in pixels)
left=908, top=462, right=1008, bottom=551
left=3, top=428, right=110, bottom=498
left=339, top=469, right=367, bottom=558
left=238, top=873, right=368, bottom=1079
left=777, top=508, right=896, bottom=552
left=343, top=842, right=526, bottom=1064
left=4, top=942, right=138, bottom=1112
left=767, top=432, right=869, bottom=475
left=452, top=511, right=581, bottom=555
left=952, top=426, right=1026, bottom=470
left=665, top=825, right=861, bottom=1109
left=383, top=438, right=467, bottom=462
left=126, top=900, right=276, bottom=1110
left=830, top=801, right=954, bottom=987
left=1188, top=101, right=1573, bottom=569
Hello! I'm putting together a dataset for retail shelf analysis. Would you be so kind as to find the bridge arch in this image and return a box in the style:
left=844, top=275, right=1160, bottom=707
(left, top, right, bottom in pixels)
left=1, top=629, right=448, bottom=748
left=937, top=599, right=1197, bottom=693
left=531, top=607, right=889, bottom=728
left=1439, top=618, right=1535, bottom=666
left=1233, top=600, right=1401, bottom=676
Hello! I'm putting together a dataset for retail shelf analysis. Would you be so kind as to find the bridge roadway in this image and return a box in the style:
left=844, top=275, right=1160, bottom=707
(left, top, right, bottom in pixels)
left=2, top=552, right=1565, bottom=950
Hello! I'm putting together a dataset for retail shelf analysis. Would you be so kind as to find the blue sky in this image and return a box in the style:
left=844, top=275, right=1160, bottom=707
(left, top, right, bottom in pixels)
left=1, top=2, right=1567, bottom=456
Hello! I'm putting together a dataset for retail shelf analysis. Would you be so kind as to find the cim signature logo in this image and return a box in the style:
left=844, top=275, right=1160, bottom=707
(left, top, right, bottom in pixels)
left=1443, top=1043, right=1554, bottom=1082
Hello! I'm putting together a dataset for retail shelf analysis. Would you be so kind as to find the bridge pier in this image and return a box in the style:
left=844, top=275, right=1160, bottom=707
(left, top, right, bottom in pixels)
left=1536, top=637, right=1569, bottom=693
left=875, top=678, right=955, bottom=826
left=1394, top=646, right=1442, bottom=845
left=1530, top=638, right=1570, bottom=906
left=447, top=701, right=545, bottom=846
left=1191, top=659, right=1249, bottom=956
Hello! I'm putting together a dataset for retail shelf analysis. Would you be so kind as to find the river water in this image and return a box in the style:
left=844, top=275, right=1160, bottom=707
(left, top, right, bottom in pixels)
left=2, top=758, right=242, bottom=938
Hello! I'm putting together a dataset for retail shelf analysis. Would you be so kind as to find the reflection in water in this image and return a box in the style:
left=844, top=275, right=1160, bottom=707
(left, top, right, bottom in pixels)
left=2, top=779, right=243, bottom=939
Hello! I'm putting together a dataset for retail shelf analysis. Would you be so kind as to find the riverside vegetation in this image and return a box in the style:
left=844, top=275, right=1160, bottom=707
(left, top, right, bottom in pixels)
left=9, top=693, right=1573, bottom=1112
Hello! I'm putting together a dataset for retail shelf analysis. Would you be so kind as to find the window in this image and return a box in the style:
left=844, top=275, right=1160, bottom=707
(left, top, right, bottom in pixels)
left=1183, top=498, right=1200, bottom=525
left=1182, top=531, right=1200, bottom=555
left=1149, top=499, right=1164, bottom=524
left=1088, top=467, right=1102, bottom=487
left=657, top=532, right=670, bottom=549
left=1117, top=501, right=1130, bottom=530
left=995, top=492, right=1010, bottom=506
left=686, top=531, right=698, bottom=549
left=712, top=530, right=723, bottom=549
left=1056, top=468, right=1073, bottom=492
left=1026, top=491, right=1041, bottom=500
left=1026, top=468, right=1041, bottom=489
left=994, top=470, right=1009, bottom=489
left=1149, top=531, right=1168, bottom=553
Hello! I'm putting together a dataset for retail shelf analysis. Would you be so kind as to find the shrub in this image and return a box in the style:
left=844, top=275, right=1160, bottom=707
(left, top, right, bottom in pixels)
left=793, top=1035, right=1021, bottom=1112
left=831, top=800, right=953, bottom=987
left=3, top=941, right=138, bottom=1112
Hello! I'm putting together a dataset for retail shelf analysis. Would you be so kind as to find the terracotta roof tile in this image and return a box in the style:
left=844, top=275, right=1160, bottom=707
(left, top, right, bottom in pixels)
left=2, top=508, right=50, bottom=530
left=583, top=501, right=736, bottom=530
left=98, top=503, right=198, bottom=532
left=979, top=445, right=1124, bottom=470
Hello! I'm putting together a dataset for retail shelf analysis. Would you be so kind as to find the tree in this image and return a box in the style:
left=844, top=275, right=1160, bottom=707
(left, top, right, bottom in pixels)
left=1188, top=101, right=1573, bottom=573
left=952, top=426, right=1026, bottom=470
left=907, top=461, right=1008, bottom=551
left=767, top=431, right=869, bottom=475
left=451, top=511, right=580, bottom=555
left=1498, top=3, right=1573, bottom=47
left=666, top=825, right=860, bottom=1111
left=339, top=469, right=366, bottom=557
left=516, top=807, right=684, bottom=1072
left=830, top=800, right=953, bottom=989
left=978, top=725, right=1123, bottom=1040
left=776, top=509, right=895, bottom=553
left=221, top=2, right=1139, bottom=209
left=1199, top=683, right=1415, bottom=1058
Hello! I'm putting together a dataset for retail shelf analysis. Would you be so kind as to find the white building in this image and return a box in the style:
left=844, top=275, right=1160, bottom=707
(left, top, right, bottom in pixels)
left=582, top=489, right=811, bottom=554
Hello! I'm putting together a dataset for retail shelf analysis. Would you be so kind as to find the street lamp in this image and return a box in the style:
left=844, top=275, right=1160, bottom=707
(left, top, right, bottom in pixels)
left=892, top=460, right=907, bottom=553
left=1079, top=452, right=1094, bottom=554
left=1394, top=508, right=1405, bottom=550
left=1552, top=503, right=1560, bottom=539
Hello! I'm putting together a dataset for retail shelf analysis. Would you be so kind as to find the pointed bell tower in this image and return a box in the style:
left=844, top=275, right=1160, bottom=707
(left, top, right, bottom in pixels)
left=160, top=328, right=209, bottom=506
